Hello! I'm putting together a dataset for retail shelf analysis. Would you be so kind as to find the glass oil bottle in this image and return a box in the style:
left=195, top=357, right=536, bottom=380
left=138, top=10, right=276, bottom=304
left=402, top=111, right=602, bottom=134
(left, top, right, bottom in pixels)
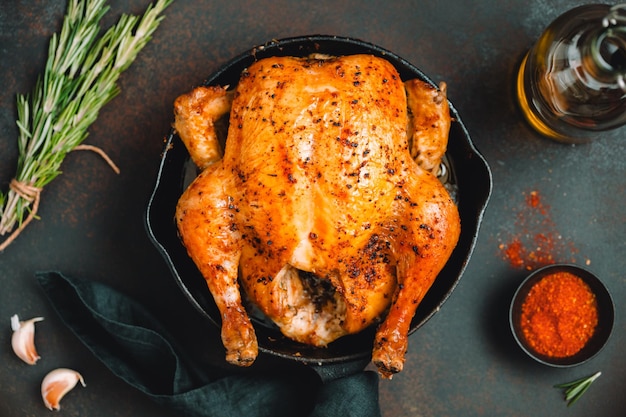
left=516, top=4, right=626, bottom=143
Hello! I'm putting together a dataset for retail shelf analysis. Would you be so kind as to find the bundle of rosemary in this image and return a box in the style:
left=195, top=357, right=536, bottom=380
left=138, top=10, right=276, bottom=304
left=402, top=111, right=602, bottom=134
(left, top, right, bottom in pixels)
left=0, top=0, right=173, bottom=252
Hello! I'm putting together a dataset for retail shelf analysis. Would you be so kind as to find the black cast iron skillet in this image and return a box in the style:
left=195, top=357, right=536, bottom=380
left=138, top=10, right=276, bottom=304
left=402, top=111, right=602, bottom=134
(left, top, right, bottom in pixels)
left=145, top=35, right=492, bottom=378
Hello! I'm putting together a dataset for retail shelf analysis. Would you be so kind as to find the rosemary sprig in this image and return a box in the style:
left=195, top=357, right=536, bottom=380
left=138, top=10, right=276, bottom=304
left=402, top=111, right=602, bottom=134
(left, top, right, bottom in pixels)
left=554, top=371, right=602, bottom=407
left=0, top=0, right=173, bottom=251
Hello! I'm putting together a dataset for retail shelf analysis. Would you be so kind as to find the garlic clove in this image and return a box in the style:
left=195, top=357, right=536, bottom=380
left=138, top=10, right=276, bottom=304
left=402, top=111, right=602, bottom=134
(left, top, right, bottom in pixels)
left=11, top=314, right=44, bottom=365
left=41, top=368, right=86, bottom=411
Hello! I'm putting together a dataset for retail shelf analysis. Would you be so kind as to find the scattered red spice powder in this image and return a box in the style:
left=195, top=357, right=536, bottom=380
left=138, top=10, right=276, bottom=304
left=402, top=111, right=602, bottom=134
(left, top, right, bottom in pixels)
left=503, top=238, right=525, bottom=269
left=520, top=271, right=598, bottom=358
left=526, top=190, right=540, bottom=208
left=499, top=190, right=583, bottom=270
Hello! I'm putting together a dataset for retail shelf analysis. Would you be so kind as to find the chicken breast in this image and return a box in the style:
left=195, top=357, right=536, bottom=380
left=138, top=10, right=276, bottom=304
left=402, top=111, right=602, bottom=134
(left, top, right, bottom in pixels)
left=174, top=54, right=460, bottom=378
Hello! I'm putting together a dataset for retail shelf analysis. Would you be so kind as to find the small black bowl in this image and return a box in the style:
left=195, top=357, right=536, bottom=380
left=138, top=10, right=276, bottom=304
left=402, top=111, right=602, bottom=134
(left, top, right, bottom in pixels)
left=510, top=264, right=614, bottom=367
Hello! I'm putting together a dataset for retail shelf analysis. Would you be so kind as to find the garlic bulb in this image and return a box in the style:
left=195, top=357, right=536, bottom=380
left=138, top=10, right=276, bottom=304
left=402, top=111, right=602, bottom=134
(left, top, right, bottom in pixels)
left=10, top=314, right=44, bottom=365
left=41, top=368, right=86, bottom=411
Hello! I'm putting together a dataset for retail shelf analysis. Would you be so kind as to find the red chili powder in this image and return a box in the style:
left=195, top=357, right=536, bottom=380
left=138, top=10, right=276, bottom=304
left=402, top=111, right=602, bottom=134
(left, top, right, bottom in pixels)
left=499, top=190, right=582, bottom=270
left=520, top=271, right=598, bottom=358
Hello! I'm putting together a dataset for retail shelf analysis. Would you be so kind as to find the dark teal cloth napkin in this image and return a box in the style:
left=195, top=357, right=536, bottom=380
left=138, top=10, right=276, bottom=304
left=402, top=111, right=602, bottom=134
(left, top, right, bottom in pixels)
left=36, top=271, right=381, bottom=417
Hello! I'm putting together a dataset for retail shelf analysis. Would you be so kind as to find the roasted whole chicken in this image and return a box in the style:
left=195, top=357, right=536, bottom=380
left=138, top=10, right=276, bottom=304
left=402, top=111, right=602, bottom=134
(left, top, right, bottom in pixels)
left=174, top=54, right=460, bottom=378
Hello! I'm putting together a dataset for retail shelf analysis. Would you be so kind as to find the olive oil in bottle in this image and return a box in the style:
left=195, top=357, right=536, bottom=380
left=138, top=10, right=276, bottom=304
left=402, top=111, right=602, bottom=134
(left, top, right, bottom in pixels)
left=517, top=4, right=626, bottom=143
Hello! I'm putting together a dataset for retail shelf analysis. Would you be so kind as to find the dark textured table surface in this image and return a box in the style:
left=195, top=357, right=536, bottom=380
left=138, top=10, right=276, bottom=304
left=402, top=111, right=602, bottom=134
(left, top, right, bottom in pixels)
left=1, top=1, right=624, bottom=416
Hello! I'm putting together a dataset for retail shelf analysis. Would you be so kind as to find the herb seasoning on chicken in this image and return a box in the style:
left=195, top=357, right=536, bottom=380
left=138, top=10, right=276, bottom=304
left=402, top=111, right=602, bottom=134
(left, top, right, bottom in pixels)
left=174, top=54, right=460, bottom=378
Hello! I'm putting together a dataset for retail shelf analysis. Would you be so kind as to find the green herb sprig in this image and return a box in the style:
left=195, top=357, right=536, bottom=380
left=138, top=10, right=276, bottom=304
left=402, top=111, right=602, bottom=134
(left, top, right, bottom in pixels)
left=0, top=0, right=173, bottom=251
left=554, top=371, right=602, bottom=407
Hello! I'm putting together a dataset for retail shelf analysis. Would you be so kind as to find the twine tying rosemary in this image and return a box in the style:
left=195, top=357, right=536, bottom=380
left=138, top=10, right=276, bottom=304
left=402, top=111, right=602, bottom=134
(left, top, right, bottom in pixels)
left=73, top=144, right=121, bottom=174
left=0, top=181, right=42, bottom=253
left=0, top=145, right=119, bottom=252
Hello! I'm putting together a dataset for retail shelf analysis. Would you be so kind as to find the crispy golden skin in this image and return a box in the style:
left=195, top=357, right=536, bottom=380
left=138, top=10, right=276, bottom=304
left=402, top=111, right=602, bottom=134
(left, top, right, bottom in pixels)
left=406, top=79, right=451, bottom=175
left=174, top=54, right=460, bottom=378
